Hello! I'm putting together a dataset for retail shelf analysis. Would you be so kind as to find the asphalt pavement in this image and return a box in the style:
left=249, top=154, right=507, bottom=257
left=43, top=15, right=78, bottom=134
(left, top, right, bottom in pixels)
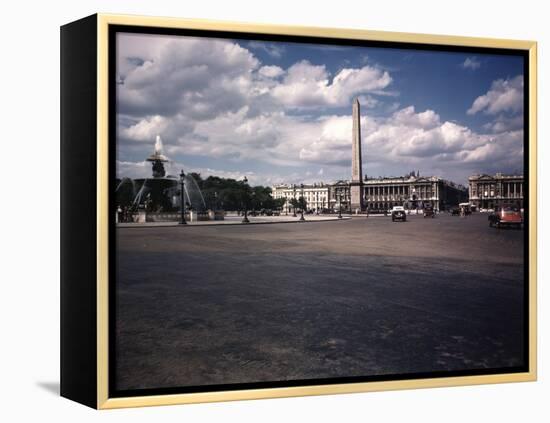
left=114, top=212, right=526, bottom=391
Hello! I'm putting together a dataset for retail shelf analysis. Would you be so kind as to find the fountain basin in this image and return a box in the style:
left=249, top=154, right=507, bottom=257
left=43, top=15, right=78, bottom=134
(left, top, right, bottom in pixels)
left=209, top=210, right=225, bottom=221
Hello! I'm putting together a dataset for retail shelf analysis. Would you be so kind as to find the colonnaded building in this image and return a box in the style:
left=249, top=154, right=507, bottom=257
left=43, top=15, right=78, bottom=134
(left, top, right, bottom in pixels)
left=272, top=98, right=468, bottom=213
left=272, top=173, right=468, bottom=213
left=468, top=173, right=524, bottom=210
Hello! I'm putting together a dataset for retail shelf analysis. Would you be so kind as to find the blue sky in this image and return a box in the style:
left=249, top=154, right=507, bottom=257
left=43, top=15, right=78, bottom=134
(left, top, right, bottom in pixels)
left=247, top=41, right=523, bottom=127
left=116, top=33, right=525, bottom=185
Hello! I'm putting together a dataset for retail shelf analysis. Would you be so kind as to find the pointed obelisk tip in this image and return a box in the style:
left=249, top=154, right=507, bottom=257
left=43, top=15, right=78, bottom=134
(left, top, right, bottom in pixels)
left=354, top=97, right=360, bottom=106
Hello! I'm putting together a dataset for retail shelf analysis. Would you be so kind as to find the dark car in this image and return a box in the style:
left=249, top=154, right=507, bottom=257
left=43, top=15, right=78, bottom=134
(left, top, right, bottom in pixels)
left=423, top=206, right=435, bottom=218
left=488, top=205, right=523, bottom=229
left=450, top=207, right=460, bottom=216
left=391, top=206, right=407, bottom=222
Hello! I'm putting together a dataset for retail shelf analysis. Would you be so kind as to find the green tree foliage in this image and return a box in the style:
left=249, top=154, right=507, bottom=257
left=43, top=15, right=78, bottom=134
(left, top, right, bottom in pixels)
left=297, top=196, right=307, bottom=212
left=288, top=197, right=299, bottom=214
left=189, top=173, right=285, bottom=211
left=273, top=197, right=287, bottom=212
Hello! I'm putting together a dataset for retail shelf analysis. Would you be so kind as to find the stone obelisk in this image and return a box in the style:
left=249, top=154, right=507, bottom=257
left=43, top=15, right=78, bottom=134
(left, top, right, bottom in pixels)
left=350, top=98, right=364, bottom=212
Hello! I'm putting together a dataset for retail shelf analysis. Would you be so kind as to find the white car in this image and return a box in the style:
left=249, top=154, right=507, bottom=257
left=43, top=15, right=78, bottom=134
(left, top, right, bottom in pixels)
left=391, top=206, right=407, bottom=222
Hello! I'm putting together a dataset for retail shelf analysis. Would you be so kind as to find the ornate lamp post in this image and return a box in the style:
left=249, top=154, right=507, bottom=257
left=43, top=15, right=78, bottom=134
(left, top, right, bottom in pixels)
left=179, top=169, right=187, bottom=225
left=299, top=198, right=305, bottom=221
left=292, top=185, right=297, bottom=217
left=299, top=183, right=305, bottom=221
left=242, top=176, right=250, bottom=224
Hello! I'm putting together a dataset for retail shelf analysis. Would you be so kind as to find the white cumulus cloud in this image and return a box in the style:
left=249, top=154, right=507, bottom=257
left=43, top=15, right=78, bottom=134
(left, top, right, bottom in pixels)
left=259, top=65, right=285, bottom=78
left=271, top=60, right=392, bottom=108
left=462, top=57, right=481, bottom=70
left=467, top=75, right=523, bottom=115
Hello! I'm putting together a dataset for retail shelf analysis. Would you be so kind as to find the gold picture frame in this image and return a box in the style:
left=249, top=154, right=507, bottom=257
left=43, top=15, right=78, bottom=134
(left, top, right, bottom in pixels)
left=61, top=13, right=537, bottom=409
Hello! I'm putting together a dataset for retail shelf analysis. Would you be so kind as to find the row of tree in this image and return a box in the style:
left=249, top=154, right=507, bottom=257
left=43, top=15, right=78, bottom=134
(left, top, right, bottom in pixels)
left=185, top=173, right=295, bottom=212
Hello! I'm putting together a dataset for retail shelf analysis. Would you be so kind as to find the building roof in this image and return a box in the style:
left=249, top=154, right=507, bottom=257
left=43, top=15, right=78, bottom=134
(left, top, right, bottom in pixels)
left=468, top=173, right=524, bottom=181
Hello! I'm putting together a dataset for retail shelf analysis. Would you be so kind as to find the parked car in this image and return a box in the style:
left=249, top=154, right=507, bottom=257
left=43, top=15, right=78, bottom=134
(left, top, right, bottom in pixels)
left=423, top=206, right=435, bottom=218
left=450, top=207, right=460, bottom=216
left=488, top=205, right=523, bottom=229
left=459, top=203, right=473, bottom=215
left=391, top=206, right=407, bottom=222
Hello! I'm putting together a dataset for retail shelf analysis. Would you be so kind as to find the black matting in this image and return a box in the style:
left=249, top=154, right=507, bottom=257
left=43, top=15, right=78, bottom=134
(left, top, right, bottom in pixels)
left=60, top=13, right=98, bottom=409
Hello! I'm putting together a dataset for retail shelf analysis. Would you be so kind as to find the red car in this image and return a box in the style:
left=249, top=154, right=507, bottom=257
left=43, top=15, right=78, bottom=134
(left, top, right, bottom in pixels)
left=488, top=205, right=523, bottom=229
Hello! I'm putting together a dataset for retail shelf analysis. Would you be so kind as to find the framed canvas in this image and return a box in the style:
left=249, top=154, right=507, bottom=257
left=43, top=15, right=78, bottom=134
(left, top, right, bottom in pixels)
left=60, top=13, right=537, bottom=409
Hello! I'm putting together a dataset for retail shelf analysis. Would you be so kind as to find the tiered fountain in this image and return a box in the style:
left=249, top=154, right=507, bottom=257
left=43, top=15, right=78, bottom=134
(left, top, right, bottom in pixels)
left=116, top=135, right=212, bottom=223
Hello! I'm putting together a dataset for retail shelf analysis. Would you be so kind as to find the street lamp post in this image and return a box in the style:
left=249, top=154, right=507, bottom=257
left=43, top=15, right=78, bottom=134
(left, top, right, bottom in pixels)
left=292, top=185, right=297, bottom=217
left=299, top=183, right=305, bottom=221
left=242, top=176, right=250, bottom=224
left=338, top=192, right=343, bottom=219
left=179, top=170, right=187, bottom=225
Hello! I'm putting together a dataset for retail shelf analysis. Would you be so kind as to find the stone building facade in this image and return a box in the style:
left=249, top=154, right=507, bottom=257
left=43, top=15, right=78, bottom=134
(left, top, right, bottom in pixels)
left=271, top=181, right=352, bottom=213
left=468, top=173, right=524, bottom=210
left=364, top=175, right=468, bottom=212
left=272, top=175, right=467, bottom=213
left=271, top=183, right=330, bottom=213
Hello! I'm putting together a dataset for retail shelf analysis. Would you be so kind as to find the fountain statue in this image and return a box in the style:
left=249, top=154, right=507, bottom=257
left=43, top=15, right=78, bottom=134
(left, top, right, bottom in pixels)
left=147, top=135, right=169, bottom=178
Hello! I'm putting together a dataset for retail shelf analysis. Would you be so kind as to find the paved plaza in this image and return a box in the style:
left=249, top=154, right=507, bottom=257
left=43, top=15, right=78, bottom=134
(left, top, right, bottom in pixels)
left=116, top=213, right=351, bottom=227
left=115, top=213, right=525, bottom=391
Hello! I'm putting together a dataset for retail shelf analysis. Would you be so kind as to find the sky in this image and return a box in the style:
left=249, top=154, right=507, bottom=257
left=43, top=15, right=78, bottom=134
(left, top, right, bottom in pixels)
left=115, top=32, right=525, bottom=186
